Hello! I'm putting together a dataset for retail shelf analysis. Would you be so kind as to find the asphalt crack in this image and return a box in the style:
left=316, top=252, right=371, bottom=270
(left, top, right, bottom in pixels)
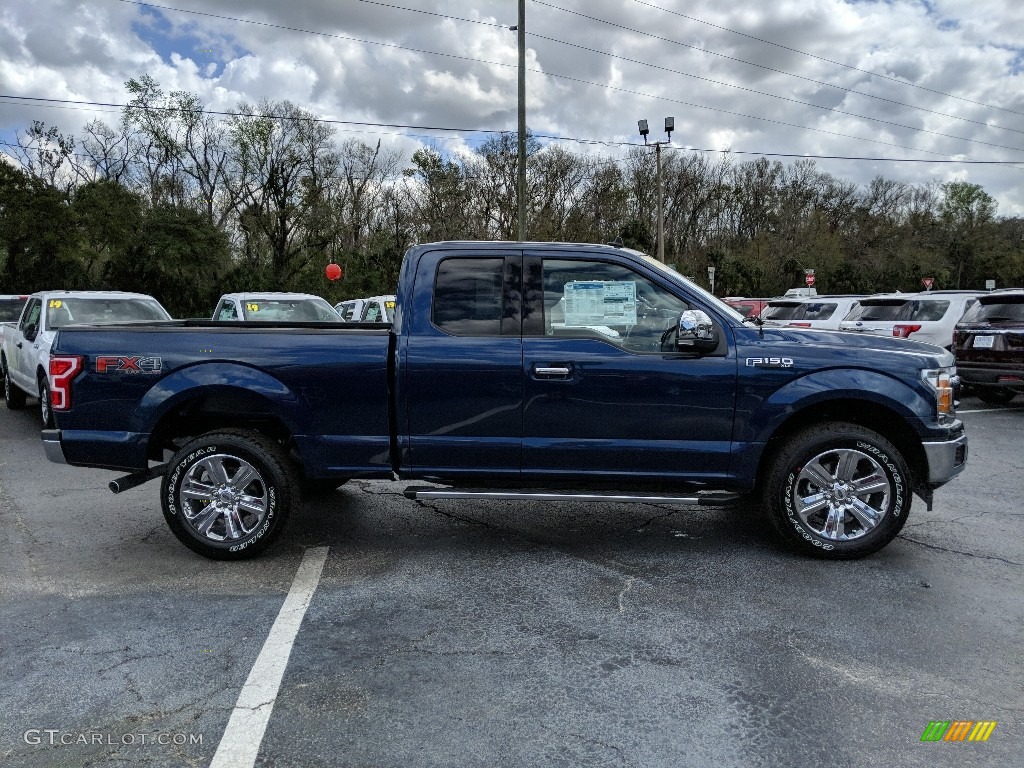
left=897, top=535, right=1021, bottom=566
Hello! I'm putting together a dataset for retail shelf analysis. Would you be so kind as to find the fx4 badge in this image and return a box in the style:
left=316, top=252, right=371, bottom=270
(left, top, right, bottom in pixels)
left=746, top=357, right=794, bottom=368
left=95, top=356, right=163, bottom=374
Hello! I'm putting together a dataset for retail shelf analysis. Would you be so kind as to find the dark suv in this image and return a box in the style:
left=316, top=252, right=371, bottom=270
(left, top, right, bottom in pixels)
left=953, top=290, right=1024, bottom=404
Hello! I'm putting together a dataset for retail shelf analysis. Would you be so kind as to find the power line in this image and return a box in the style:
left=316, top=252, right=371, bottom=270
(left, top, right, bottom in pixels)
left=4, top=94, right=1022, bottom=166
left=532, top=1, right=1024, bottom=133
left=629, top=0, right=1024, bottom=118
left=529, top=31, right=1024, bottom=154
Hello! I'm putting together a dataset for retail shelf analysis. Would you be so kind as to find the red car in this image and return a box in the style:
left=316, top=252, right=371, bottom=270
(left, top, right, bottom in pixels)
left=723, top=297, right=770, bottom=318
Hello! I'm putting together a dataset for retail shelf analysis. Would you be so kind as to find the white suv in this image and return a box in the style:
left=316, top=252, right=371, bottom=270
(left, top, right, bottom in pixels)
left=760, top=295, right=864, bottom=331
left=839, top=291, right=984, bottom=349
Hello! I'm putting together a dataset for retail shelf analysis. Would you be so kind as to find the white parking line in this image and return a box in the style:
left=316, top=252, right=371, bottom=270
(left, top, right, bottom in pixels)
left=957, top=406, right=1024, bottom=413
left=209, top=547, right=330, bottom=768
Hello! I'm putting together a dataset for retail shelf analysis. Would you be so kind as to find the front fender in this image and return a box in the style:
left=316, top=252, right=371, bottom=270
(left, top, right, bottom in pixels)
left=133, top=362, right=309, bottom=436
left=738, top=368, right=933, bottom=444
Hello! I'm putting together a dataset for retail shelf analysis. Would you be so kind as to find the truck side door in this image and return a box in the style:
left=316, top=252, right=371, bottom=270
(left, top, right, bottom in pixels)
left=400, top=249, right=523, bottom=481
left=521, top=253, right=737, bottom=484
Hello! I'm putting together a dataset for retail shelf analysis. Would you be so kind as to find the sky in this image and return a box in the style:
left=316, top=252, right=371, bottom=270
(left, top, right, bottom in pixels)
left=1, top=0, right=1023, bottom=214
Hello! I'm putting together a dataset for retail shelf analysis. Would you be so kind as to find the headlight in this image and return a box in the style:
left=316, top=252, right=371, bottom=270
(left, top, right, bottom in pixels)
left=922, top=366, right=956, bottom=423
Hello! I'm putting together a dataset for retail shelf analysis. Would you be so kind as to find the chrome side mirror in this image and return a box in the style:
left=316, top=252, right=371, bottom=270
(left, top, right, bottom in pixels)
left=676, top=310, right=718, bottom=353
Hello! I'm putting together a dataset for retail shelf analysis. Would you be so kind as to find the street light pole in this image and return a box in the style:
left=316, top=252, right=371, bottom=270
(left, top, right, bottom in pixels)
left=517, top=0, right=526, bottom=242
left=638, top=117, right=673, bottom=263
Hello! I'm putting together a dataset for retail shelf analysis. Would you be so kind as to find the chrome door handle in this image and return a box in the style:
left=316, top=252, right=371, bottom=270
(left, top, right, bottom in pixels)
left=532, top=365, right=573, bottom=378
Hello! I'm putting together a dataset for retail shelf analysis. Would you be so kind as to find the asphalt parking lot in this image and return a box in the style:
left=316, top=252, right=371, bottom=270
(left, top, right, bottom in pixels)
left=1, top=398, right=1021, bottom=767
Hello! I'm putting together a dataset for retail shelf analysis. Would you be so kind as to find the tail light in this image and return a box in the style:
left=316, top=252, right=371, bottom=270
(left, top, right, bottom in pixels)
left=48, top=355, right=84, bottom=411
left=893, top=324, right=922, bottom=338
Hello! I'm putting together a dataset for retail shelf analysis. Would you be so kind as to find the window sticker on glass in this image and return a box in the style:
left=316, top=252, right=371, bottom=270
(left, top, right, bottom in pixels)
left=563, top=281, right=637, bottom=326
left=385, top=301, right=396, bottom=309
left=246, top=303, right=260, bottom=312
left=48, top=299, right=63, bottom=309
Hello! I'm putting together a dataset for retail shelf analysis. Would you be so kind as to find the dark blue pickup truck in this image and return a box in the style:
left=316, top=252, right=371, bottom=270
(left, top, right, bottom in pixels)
left=41, top=241, right=967, bottom=560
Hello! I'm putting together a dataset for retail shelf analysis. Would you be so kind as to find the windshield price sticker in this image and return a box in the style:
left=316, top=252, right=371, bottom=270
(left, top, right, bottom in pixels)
left=973, top=335, right=994, bottom=349
left=385, top=301, right=396, bottom=309
left=48, top=300, right=63, bottom=309
left=563, top=281, right=637, bottom=327
left=246, top=303, right=260, bottom=312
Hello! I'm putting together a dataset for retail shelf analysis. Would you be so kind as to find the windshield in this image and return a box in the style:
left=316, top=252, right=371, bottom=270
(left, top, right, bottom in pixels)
left=46, top=297, right=171, bottom=329
left=241, top=298, right=341, bottom=321
left=640, top=256, right=745, bottom=322
left=0, top=297, right=27, bottom=322
left=843, top=300, right=907, bottom=322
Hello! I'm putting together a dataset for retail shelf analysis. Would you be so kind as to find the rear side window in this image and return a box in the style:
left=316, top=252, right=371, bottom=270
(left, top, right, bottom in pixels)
left=898, top=300, right=949, bottom=322
left=793, top=302, right=838, bottom=321
left=433, top=258, right=504, bottom=336
left=762, top=303, right=801, bottom=320
left=844, top=301, right=906, bottom=321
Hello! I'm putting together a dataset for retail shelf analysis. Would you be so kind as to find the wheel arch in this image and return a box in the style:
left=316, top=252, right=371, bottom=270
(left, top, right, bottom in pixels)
left=756, top=399, right=929, bottom=492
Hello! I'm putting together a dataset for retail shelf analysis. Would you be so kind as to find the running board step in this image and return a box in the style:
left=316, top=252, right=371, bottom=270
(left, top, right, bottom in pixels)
left=403, top=486, right=740, bottom=505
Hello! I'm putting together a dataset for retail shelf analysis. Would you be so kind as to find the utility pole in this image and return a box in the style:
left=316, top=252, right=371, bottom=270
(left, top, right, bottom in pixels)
left=637, top=117, right=673, bottom=262
left=517, top=0, right=526, bottom=242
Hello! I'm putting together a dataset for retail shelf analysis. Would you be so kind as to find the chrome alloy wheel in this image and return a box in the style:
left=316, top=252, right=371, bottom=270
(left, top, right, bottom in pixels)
left=178, top=453, right=269, bottom=542
left=793, top=448, right=892, bottom=541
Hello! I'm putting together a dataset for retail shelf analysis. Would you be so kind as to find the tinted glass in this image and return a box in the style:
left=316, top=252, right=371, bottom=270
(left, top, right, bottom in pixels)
left=898, top=300, right=950, bottom=322
left=844, top=300, right=906, bottom=321
left=762, top=303, right=801, bottom=320
left=216, top=301, right=238, bottom=320
left=433, top=258, right=504, bottom=336
left=793, top=302, right=838, bottom=321
left=0, top=298, right=27, bottom=322
left=46, top=297, right=170, bottom=328
left=541, top=259, right=688, bottom=353
left=962, top=298, right=1024, bottom=323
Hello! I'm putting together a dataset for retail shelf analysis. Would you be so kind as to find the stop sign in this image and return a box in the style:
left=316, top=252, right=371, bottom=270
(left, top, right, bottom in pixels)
left=805, top=273, right=816, bottom=287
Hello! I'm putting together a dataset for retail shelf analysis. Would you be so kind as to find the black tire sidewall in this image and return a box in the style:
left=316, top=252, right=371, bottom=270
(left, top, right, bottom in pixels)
left=766, top=425, right=911, bottom=558
left=161, top=432, right=294, bottom=560
left=39, top=378, right=53, bottom=428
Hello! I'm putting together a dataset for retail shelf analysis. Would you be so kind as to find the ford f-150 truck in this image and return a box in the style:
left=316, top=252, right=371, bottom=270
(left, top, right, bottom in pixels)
left=41, top=242, right=967, bottom=561
left=3, top=291, right=171, bottom=427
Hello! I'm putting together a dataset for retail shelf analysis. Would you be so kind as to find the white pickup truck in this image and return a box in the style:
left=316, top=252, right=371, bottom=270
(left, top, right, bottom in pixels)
left=2, top=290, right=171, bottom=427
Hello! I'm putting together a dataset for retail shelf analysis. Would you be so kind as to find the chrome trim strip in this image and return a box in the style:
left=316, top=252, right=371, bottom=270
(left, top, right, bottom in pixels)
left=405, top=488, right=707, bottom=504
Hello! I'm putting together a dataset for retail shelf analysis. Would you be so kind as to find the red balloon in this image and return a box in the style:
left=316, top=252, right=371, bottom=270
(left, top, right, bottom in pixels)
left=325, top=263, right=342, bottom=281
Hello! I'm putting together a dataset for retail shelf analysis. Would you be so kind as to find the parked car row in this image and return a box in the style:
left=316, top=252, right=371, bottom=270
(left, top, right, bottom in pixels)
left=335, top=295, right=396, bottom=323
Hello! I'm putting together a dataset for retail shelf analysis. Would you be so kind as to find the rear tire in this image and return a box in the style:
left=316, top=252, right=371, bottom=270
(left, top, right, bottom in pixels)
left=977, top=387, right=1016, bottom=405
left=763, top=422, right=911, bottom=559
left=39, top=376, right=54, bottom=428
left=161, top=430, right=299, bottom=560
left=3, top=358, right=27, bottom=410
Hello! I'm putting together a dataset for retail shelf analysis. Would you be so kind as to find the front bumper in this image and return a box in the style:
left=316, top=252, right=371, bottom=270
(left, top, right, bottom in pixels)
left=921, top=431, right=968, bottom=486
left=41, top=429, right=67, bottom=464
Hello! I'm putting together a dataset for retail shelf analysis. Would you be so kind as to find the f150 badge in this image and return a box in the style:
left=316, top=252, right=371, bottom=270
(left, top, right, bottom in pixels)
left=746, top=357, right=794, bottom=368
left=95, top=356, right=163, bottom=374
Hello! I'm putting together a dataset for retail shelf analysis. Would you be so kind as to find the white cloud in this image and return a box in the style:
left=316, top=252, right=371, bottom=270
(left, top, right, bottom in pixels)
left=0, top=0, right=1022, bottom=214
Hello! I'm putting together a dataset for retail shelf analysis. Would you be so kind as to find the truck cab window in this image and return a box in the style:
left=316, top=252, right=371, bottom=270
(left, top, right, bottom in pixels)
left=216, top=302, right=238, bottom=321
left=541, top=260, right=688, bottom=352
left=433, top=258, right=504, bottom=336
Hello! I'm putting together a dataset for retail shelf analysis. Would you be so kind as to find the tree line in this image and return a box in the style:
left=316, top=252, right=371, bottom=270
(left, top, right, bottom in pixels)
left=2, top=75, right=1022, bottom=317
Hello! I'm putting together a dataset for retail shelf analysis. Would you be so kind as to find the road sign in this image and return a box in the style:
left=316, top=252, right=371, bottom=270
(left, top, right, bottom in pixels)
left=922, top=277, right=934, bottom=290
left=986, top=279, right=996, bottom=290
left=805, top=273, right=816, bottom=287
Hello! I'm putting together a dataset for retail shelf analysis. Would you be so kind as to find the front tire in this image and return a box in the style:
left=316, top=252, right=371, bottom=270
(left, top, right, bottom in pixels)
left=161, top=430, right=298, bottom=560
left=3, top=358, right=27, bottom=410
left=763, top=422, right=911, bottom=559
